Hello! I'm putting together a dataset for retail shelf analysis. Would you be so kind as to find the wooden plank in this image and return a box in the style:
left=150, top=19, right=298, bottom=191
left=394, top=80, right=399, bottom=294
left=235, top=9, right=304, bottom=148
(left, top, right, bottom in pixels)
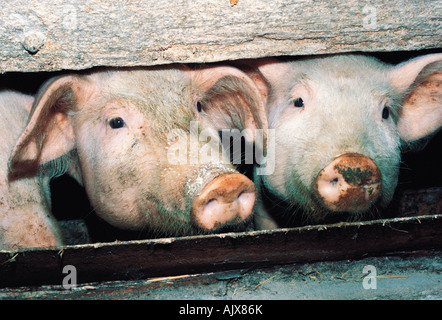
left=0, top=0, right=440, bottom=72
left=1, top=213, right=441, bottom=288
left=1, top=250, right=440, bottom=299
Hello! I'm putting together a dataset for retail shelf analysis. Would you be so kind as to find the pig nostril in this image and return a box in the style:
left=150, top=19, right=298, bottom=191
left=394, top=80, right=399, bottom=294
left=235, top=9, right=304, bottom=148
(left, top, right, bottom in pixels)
left=206, top=198, right=216, bottom=207
left=203, top=198, right=218, bottom=215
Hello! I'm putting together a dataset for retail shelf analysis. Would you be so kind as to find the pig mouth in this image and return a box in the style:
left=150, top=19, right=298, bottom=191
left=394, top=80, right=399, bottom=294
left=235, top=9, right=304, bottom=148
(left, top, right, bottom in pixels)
left=303, top=188, right=385, bottom=224
left=258, top=178, right=385, bottom=227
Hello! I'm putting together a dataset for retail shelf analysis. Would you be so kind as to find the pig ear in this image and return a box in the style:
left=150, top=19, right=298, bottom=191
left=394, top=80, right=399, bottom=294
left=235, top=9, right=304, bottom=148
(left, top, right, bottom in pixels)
left=8, top=75, right=85, bottom=177
left=239, top=58, right=293, bottom=121
left=17, top=93, right=35, bottom=114
left=184, top=65, right=268, bottom=147
left=390, top=53, right=442, bottom=142
left=247, top=58, right=290, bottom=87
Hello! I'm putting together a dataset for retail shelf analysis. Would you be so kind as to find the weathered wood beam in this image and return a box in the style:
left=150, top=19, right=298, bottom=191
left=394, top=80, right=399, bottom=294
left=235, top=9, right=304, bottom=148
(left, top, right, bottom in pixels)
left=0, top=0, right=440, bottom=72
left=1, top=212, right=441, bottom=287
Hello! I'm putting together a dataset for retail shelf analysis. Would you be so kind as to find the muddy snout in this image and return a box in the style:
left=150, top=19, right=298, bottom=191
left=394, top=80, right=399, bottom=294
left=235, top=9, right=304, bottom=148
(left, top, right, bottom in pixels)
left=315, top=153, right=381, bottom=213
left=192, top=173, right=256, bottom=231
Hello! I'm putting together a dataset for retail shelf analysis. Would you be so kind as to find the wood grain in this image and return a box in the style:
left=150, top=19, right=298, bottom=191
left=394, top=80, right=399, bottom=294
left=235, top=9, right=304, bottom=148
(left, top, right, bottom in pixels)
left=0, top=0, right=440, bottom=72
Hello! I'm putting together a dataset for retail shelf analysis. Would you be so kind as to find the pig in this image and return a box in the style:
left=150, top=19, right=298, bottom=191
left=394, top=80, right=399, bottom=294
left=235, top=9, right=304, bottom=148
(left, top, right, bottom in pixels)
left=243, top=53, right=442, bottom=229
left=8, top=65, right=266, bottom=237
left=0, top=91, right=63, bottom=249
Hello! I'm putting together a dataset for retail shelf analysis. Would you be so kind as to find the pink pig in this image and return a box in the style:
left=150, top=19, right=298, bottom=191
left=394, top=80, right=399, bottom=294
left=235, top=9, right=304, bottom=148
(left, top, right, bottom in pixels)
left=0, top=91, right=62, bottom=249
left=244, top=53, right=442, bottom=229
left=8, top=65, right=266, bottom=237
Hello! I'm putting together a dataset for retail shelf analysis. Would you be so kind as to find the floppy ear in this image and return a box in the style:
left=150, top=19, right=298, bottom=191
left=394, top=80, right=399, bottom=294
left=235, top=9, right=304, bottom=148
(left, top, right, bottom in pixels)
left=8, top=75, right=88, bottom=178
left=236, top=58, right=293, bottom=125
left=246, top=58, right=290, bottom=89
left=184, top=65, right=268, bottom=149
left=389, top=53, right=442, bottom=142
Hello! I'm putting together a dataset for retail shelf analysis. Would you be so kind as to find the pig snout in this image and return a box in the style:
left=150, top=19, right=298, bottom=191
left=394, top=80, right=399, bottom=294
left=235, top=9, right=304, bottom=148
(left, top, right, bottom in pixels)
left=315, top=153, right=381, bottom=213
left=191, top=173, right=256, bottom=231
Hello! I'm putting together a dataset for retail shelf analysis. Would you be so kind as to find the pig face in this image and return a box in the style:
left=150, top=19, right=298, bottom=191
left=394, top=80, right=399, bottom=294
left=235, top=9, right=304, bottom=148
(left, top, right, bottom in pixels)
left=253, top=54, right=442, bottom=222
left=9, top=66, right=265, bottom=236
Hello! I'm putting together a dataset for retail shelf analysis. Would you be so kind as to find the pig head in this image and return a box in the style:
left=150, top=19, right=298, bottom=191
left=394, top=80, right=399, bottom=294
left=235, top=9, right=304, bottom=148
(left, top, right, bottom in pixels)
left=8, top=65, right=265, bottom=236
left=247, top=53, right=442, bottom=228
left=0, top=91, right=63, bottom=249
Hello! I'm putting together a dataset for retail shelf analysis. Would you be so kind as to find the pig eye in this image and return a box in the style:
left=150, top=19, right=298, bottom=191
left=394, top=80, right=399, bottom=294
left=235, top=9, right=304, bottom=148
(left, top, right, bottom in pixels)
left=382, top=106, right=390, bottom=120
left=196, top=101, right=202, bottom=112
left=293, top=98, right=304, bottom=108
left=108, top=117, right=126, bottom=129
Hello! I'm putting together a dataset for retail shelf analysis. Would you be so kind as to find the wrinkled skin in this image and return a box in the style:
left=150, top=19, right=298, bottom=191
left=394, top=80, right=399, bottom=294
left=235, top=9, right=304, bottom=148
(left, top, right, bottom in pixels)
left=9, top=65, right=265, bottom=237
left=0, top=91, right=62, bottom=249
left=244, top=54, right=442, bottom=229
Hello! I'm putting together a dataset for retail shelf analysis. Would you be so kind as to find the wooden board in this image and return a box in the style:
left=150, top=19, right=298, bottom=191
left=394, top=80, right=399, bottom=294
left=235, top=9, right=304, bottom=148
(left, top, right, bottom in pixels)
left=0, top=0, right=441, bottom=72
left=1, top=187, right=441, bottom=288
left=1, top=212, right=441, bottom=288
left=1, top=249, right=441, bottom=300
